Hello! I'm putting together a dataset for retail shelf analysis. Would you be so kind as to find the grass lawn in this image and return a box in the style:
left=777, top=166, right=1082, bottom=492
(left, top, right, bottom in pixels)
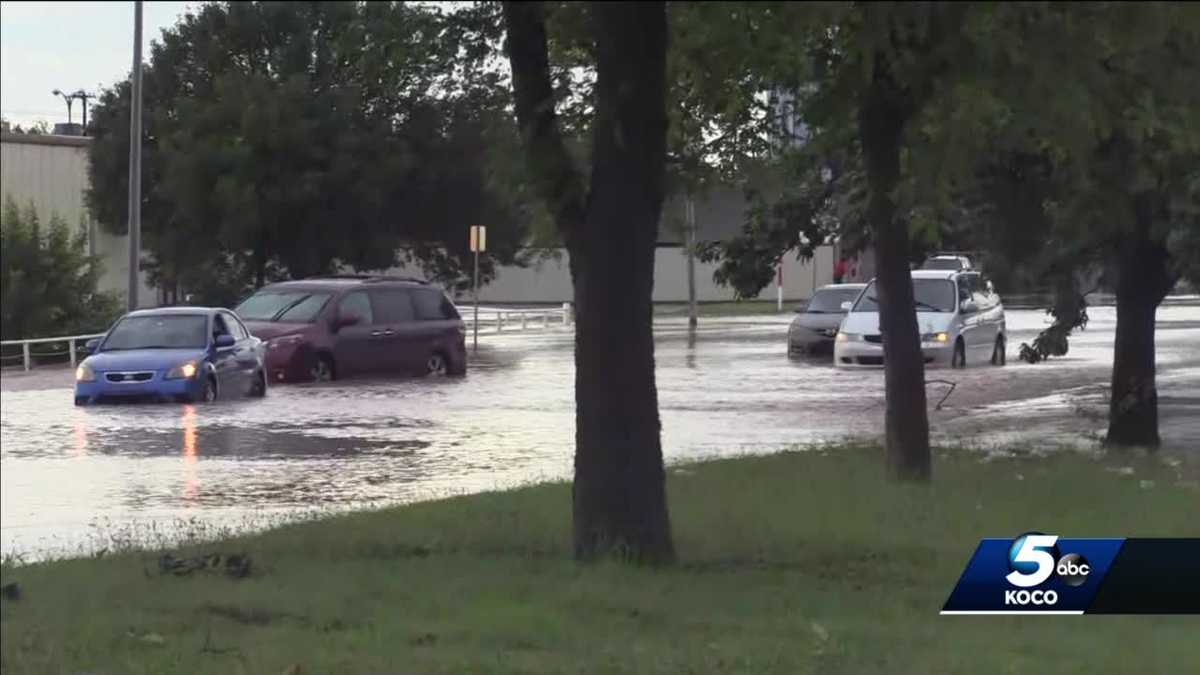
left=655, top=300, right=794, bottom=317
left=2, top=445, right=1197, bottom=674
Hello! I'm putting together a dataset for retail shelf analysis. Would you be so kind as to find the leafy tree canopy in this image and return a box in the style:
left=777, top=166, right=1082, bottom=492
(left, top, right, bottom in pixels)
left=86, top=1, right=533, bottom=302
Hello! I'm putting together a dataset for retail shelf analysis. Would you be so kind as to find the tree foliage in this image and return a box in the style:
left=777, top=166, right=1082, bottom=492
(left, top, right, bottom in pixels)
left=86, top=1, right=531, bottom=303
left=0, top=196, right=122, bottom=340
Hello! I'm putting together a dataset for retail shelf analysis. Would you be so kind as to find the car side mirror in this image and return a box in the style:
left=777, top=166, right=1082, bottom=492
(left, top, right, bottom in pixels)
left=333, top=314, right=361, bottom=331
left=840, top=301, right=853, bottom=311
left=85, top=338, right=100, bottom=353
left=960, top=299, right=978, bottom=314
left=214, top=334, right=236, bottom=349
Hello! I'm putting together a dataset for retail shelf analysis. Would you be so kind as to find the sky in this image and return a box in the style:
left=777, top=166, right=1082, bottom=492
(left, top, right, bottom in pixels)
left=1, top=1, right=194, bottom=128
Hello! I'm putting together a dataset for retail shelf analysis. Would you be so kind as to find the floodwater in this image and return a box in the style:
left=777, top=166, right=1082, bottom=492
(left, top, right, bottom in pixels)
left=2, top=305, right=1198, bottom=558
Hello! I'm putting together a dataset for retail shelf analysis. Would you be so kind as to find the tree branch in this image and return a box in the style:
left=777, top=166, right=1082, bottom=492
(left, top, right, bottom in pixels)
left=502, top=2, right=587, bottom=242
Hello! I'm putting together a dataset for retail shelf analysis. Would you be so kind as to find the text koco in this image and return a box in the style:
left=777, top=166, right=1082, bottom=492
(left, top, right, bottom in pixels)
left=1004, top=589, right=1059, bottom=606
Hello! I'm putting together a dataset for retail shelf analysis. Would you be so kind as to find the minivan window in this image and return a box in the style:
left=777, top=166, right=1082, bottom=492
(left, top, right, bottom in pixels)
left=339, top=291, right=374, bottom=324
left=852, top=279, right=956, bottom=314
left=370, top=289, right=415, bottom=323
left=413, top=289, right=454, bottom=320
left=236, top=291, right=331, bottom=323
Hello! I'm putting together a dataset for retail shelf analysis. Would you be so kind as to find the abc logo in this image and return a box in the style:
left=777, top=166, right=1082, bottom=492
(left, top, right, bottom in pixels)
left=1055, top=552, right=1091, bottom=587
left=1004, top=534, right=1092, bottom=605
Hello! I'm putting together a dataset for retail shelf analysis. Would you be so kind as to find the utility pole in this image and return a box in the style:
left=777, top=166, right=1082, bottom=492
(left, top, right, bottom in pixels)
left=127, top=0, right=143, bottom=311
left=75, top=90, right=96, bottom=131
left=685, top=195, right=697, bottom=328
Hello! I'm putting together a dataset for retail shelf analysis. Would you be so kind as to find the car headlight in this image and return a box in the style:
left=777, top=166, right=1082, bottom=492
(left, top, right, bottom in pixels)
left=75, top=364, right=95, bottom=382
left=268, top=335, right=305, bottom=350
left=836, top=332, right=860, bottom=342
left=166, top=361, right=198, bottom=380
left=921, top=332, right=949, bottom=343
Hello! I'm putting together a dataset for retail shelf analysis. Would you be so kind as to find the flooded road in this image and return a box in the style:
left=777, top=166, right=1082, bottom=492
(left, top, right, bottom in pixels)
left=3, top=305, right=1198, bottom=558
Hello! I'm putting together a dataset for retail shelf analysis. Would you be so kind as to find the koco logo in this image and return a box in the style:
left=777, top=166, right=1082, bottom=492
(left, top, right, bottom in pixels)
left=1003, top=533, right=1091, bottom=605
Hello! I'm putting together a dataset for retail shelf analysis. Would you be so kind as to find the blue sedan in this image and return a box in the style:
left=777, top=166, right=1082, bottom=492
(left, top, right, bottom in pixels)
left=74, top=307, right=267, bottom=405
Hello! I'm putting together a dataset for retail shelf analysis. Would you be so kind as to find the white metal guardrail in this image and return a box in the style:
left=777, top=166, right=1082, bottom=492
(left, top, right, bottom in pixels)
left=463, top=303, right=573, bottom=334
left=0, top=333, right=106, bottom=371
left=0, top=304, right=574, bottom=372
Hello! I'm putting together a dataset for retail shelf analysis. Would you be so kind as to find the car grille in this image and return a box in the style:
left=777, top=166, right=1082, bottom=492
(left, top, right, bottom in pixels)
left=863, top=334, right=883, bottom=344
left=105, top=371, right=154, bottom=383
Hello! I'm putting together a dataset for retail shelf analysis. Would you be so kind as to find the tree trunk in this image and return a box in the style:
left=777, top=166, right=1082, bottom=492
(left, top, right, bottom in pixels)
left=858, top=75, right=931, bottom=481
left=504, top=1, right=674, bottom=563
left=1106, top=212, right=1173, bottom=448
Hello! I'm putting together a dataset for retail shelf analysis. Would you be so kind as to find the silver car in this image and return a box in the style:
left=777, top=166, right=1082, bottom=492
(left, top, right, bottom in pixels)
left=788, top=283, right=867, bottom=356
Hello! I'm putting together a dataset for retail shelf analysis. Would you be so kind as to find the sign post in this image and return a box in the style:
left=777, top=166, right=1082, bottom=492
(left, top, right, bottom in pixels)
left=776, top=263, right=784, bottom=312
left=469, top=225, right=486, bottom=352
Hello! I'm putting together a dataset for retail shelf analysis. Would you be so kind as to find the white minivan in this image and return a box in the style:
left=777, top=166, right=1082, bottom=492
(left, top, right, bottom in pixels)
left=833, top=269, right=1006, bottom=368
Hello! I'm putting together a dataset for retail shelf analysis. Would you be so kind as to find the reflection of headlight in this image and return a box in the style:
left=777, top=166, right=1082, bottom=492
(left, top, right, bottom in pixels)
left=268, top=335, right=304, bottom=350
left=75, top=364, right=95, bottom=382
left=836, top=332, right=860, bottom=342
left=921, top=332, right=949, bottom=343
left=166, top=361, right=198, bottom=379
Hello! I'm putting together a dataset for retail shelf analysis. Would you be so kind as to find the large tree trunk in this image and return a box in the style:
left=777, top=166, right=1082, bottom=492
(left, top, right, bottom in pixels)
left=1106, top=211, right=1173, bottom=448
left=858, top=74, right=932, bottom=481
left=504, top=1, right=674, bottom=563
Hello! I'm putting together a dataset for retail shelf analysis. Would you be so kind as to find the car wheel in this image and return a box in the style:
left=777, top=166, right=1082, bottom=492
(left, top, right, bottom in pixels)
left=952, top=339, right=967, bottom=369
left=991, top=335, right=1007, bottom=366
left=249, top=370, right=267, bottom=397
left=201, top=376, right=217, bottom=403
left=310, top=354, right=335, bottom=382
left=425, top=352, right=448, bottom=376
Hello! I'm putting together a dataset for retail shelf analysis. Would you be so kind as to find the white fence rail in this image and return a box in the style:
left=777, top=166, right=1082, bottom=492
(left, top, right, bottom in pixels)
left=463, top=303, right=573, bottom=334
left=1, top=304, right=574, bottom=372
left=0, top=333, right=106, bottom=371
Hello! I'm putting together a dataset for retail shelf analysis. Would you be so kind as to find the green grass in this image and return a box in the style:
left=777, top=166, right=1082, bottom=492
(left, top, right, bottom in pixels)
left=3, top=445, right=1198, bottom=674
left=655, top=300, right=793, bottom=317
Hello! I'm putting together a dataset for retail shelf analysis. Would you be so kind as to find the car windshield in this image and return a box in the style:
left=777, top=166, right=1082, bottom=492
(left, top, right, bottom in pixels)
left=922, top=258, right=965, bottom=270
left=851, top=279, right=957, bottom=314
left=807, top=287, right=862, bottom=313
left=236, top=291, right=331, bottom=323
left=101, top=315, right=208, bottom=350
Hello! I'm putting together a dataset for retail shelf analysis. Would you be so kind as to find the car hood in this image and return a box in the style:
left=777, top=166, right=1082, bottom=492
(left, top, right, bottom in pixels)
left=790, top=312, right=846, bottom=331
left=840, top=311, right=955, bottom=335
left=84, top=348, right=207, bottom=372
left=243, top=321, right=309, bottom=340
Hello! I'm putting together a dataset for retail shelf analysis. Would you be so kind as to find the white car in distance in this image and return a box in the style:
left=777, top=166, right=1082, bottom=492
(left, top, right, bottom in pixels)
left=833, top=269, right=1007, bottom=368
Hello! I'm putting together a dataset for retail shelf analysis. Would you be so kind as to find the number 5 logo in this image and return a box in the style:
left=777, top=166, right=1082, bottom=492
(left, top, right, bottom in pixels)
left=1006, top=534, right=1059, bottom=588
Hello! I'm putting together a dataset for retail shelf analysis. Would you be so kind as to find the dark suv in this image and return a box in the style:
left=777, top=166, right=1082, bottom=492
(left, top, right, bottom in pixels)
left=236, top=276, right=466, bottom=383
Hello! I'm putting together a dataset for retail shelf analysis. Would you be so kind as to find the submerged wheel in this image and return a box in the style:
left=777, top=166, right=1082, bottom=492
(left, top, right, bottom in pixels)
left=991, top=335, right=1007, bottom=366
left=952, top=340, right=967, bottom=369
left=310, top=354, right=335, bottom=382
left=425, top=352, right=447, bottom=376
left=249, top=370, right=267, bottom=397
left=201, top=376, right=217, bottom=403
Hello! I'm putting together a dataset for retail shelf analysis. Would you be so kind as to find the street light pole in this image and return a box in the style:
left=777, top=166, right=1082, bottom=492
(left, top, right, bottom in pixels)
left=126, top=0, right=144, bottom=311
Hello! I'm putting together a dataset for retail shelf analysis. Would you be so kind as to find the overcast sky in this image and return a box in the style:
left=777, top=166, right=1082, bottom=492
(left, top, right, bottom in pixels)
left=1, top=1, right=193, bottom=128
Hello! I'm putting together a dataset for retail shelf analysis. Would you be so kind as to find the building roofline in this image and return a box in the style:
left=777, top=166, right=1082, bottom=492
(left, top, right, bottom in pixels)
left=1, top=132, right=92, bottom=148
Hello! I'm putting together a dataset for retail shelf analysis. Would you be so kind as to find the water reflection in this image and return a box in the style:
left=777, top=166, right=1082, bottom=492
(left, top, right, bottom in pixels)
left=72, top=420, right=88, bottom=458
left=2, top=306, right=1198, bottom=558
left=181, top=405, right=199, bottom=504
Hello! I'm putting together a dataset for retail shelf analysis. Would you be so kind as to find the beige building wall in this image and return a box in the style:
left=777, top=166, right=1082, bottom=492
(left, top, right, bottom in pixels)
left=0, top=132, right=154, bottom=307
left=454, top=245, right=834, bottom=304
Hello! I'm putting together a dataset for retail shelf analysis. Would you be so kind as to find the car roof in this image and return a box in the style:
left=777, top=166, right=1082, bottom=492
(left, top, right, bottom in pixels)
left=260, top=275, right=431, bottom=292
left=817, top=283, right=867, bottom=291
left=909, top=269, right=963, bottom=280
left=125, top=306, right=221, bottom=317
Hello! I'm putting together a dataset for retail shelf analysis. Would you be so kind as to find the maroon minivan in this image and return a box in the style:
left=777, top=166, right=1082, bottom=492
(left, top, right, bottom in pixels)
left=236, top=276, right=466, bottom=383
